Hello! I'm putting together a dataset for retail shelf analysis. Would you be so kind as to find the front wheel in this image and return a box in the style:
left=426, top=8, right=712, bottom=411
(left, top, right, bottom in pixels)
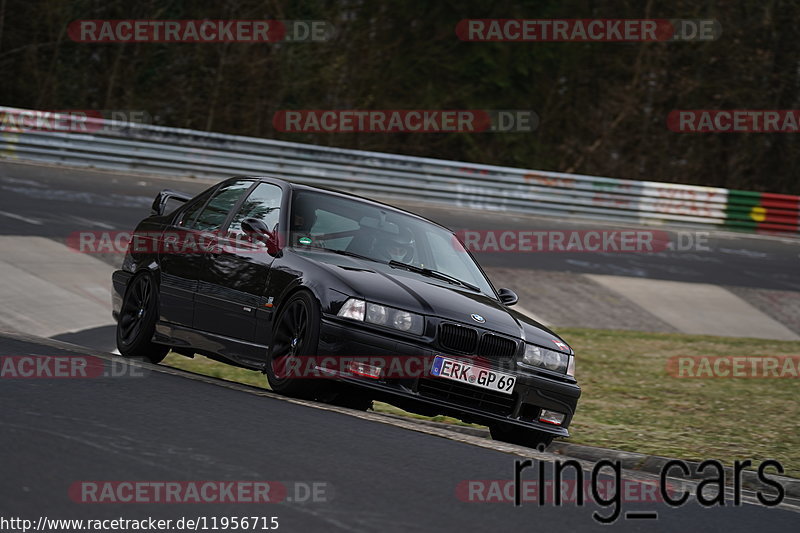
left=489, top=423, right=554, bottom=451
left=265, top=292, right=326, bottom=399
left=116, top=273, right=169, bottom=364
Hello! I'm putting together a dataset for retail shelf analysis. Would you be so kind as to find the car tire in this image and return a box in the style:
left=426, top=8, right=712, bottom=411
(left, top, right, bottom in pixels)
left=489, top=423, right=554, bottom=450
left=265, top=291, right=326, bottom=400
left=116, top=272, right=169, bottom=364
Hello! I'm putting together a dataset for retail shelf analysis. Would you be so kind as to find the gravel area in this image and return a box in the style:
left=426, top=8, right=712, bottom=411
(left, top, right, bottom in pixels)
left=484, top=267, right=679, bottom=332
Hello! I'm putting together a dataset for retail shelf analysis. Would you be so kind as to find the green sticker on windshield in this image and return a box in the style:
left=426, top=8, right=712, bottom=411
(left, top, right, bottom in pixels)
left=298, top=236, right=313, bottom=245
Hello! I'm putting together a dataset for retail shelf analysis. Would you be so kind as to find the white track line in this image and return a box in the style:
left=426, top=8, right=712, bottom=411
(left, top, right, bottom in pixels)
left=0, top=210, right=43, bottom=225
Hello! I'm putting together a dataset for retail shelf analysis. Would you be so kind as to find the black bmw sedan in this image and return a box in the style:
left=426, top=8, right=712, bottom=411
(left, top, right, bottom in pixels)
left=112, top=176, right=580, bottom=448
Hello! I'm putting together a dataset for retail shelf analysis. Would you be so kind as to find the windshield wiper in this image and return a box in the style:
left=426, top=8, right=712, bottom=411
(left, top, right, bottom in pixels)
left=389, top=261, right=481, bottom=292
left=317, top=247, right=386, bottom=265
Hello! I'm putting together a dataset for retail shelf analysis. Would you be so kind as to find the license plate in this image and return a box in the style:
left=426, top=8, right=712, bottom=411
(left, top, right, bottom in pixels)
left=430, top=356, right=516, bottom=395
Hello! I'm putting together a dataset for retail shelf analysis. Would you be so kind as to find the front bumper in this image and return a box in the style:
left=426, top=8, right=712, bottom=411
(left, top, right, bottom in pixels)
left=317, top=316, right=581, bottom=437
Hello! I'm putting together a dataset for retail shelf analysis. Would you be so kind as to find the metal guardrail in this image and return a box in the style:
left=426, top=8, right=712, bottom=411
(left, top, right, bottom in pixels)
left=1, top=106, right=798, bottom=234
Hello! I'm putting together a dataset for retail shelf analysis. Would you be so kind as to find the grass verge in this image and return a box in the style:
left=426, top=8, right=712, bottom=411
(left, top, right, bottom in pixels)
left=162, top=328, right=800, bottom=477
left=557, top=328, right=799, bottom=477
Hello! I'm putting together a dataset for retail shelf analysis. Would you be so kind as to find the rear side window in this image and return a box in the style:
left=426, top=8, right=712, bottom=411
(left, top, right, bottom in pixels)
left=186, top=181, right=253, bottom=231
left=176, top=190, right=213, bottom=227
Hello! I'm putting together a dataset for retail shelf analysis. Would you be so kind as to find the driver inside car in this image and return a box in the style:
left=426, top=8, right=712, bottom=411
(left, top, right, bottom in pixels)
left=372, top=228, right=416, bottom=263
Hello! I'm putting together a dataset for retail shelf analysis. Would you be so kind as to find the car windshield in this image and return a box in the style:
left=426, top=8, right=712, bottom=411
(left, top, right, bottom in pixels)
left=290, top=190, right=496, bottom=297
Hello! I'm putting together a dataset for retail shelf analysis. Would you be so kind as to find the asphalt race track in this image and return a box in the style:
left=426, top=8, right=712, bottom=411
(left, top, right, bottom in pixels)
left=1, top=332, right=798, bottom=532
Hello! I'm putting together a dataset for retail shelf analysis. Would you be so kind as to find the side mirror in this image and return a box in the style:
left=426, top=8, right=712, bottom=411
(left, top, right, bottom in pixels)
left=151, top=189, right=192, bottom=216
left=242, top=218, right=280, bottom=256
left=498, top=288, right=518, bottom=306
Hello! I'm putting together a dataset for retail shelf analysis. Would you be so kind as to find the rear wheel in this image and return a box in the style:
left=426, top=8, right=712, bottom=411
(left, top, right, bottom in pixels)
left=489, top=423, right=554, bottom=451
left=116, top=273, right=169, bottom=364
left=265, top=292, right=326, bottom=399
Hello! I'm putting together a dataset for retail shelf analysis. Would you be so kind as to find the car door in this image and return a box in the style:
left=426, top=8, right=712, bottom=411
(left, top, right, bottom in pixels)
left=194, top=182, right=284, bottom=354
left=156, top=180, right=254, bottom=327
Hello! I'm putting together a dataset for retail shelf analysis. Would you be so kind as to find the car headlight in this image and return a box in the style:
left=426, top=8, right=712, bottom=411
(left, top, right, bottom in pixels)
left=523, top=344, right=574, bottom=377
left=337, top=299, right=424, bottom=335
left=366, top=302, right=388, bottom=324
left=338, top=298, right=366, bottom=321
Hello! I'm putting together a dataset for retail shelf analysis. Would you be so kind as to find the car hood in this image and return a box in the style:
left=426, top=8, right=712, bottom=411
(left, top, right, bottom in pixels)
left=295, top=249, right=572, bottom=353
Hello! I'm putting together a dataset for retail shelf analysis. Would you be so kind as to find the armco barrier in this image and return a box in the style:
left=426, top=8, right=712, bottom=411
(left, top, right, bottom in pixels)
left=1, top=106, right=798, bottom=234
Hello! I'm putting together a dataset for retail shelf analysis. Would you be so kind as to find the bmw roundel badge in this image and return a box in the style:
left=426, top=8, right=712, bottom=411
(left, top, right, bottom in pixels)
left=471, top=313, right=485, bottom=323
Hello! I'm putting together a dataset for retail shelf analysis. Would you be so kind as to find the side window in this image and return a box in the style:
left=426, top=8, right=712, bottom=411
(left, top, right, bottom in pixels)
left=228, top=183, right=283, bottom=236
left=187, top=181, right=253, bottom=232
left=175, top=190, right=213, bottom=228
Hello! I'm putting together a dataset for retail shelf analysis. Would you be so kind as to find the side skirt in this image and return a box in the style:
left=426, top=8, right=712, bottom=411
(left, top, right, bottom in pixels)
left=153, top=322, right=267, bottom=371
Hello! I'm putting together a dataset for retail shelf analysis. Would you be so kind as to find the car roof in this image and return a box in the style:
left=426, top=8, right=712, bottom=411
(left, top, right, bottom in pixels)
left=227, top=175, right=456, bottom=233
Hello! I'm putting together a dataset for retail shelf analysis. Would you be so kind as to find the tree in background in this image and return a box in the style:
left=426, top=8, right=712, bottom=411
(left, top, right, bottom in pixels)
left=1, top=0, right=798, bottom=194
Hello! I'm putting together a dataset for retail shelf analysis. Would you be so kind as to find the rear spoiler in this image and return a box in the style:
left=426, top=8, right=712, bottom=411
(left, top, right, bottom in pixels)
left=151, top=189, right=193, bottom=216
